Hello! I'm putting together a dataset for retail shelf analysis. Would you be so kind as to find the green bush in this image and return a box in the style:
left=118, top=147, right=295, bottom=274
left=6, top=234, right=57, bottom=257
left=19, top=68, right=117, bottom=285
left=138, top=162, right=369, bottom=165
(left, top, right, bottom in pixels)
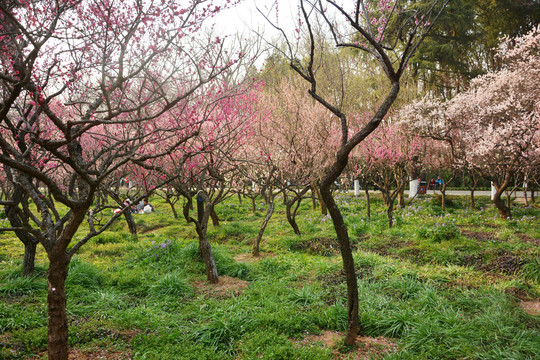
left=66, top=257, right=104, bottom=290
left=416, top=221, right=460, bottom=243
left=12, top=326, right=47, bottom=353
left=0, top=275, right=44, bottom=297
left=521, top=257, right=540, bottom=283
left=150, top=272, right=193, bottom=298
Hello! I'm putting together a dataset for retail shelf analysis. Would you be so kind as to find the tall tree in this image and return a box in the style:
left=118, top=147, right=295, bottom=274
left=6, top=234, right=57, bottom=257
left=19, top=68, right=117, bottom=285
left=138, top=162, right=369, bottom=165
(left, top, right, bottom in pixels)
left=264, top=0, right=447, bottom=345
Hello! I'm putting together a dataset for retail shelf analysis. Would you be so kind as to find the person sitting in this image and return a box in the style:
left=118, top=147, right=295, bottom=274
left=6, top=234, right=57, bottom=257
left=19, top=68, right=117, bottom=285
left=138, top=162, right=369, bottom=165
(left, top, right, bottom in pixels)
left=114, top=199, right=132, bottom=214
left=137, top=198, right=154, bottom=213
left=428, top=178, right=436, bottom=190
left=435, top=176, right=443, bottom=190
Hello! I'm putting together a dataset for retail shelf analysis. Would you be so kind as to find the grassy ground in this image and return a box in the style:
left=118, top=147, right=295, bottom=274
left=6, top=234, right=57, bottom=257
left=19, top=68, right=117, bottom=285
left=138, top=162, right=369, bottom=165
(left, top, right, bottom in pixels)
left=0, top=193, right=538, bottom=359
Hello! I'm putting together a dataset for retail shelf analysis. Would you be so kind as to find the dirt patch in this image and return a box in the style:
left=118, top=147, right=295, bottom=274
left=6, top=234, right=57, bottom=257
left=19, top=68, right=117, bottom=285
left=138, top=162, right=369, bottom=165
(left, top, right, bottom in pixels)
left=193, top=275, right=248, bottom=298
left=366, top=237, right=411, bottom=257
left=26, top=347, right=132, bottom=360
left=234, top=252, right=275, bottom=263
left=519, top=300, right=540, bottom=316
left=294, top=331, right=399, bottom=360
left=482, top=254, right=525, bottom=275
left=517, top=234, right=540, bottom=246
left=461, top=230, right=496, bottom=242
left=288, top=237, right=341, bottom=257
left=139, top=224, right=165, bottom=234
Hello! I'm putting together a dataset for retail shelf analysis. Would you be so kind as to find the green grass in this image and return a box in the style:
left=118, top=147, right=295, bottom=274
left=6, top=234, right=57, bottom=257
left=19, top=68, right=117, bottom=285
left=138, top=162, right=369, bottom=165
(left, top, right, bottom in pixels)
left=0, top=193, right=538, bottom=359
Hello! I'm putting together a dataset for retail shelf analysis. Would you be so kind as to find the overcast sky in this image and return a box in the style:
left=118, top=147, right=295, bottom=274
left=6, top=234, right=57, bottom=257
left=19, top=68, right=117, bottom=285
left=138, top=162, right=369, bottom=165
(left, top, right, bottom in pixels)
left=211, top=0, right=299, bottom=40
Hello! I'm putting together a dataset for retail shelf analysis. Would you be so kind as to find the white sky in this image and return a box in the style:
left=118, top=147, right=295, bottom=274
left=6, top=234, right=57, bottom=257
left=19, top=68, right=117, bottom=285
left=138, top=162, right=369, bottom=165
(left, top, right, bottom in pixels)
left=211, top=0, right=299, bottom=40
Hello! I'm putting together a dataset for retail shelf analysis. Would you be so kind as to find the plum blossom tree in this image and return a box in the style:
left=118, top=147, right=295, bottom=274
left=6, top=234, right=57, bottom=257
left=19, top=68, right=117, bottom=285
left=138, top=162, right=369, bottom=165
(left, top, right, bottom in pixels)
left=265, top=0, right=448, bottom=345
left=0, top=0, right=243, bottom=358
left=448, top=28, right=540, bottom=218
left=357, top=122, right=422, bottom=228
left=156, top=84, right=263, bottom=279
left=255, top=78, right=339, bottom=236
left=403, top=27, right=540, bottom=218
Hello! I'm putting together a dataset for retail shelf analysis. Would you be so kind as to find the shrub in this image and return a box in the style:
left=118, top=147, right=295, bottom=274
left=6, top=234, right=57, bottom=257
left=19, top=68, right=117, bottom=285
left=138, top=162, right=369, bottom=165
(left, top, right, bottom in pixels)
left=521, top=257, right=540, bottom=283
left=66, top=257, right=104, bottom=290
left=416, top=221, right=460, bottom=243
left=12, top=326, right=48, bottom=354
left=0, top=275, right=44, bottom=297
left=150, top=272, right=193, bottom=298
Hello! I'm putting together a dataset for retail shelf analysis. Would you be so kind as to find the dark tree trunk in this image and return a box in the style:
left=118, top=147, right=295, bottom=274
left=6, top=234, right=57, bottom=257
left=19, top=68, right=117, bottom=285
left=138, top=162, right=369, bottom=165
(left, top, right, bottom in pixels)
left=387, top=202, right=395, bottom=229
left=492, top=175, right=513, bottom=219
left=5, top=186, right=39, bottom=277
left=364, top=188, right=371, bottom=219
left=312, top=183, right=327, bottom=215
left=124, top=212, right=137, bottom=237
left=198, top=229, right=219, bottom=283
left=319, top=182, right=359, bottom=345
left=182, top=190, right=219, bottom=283
left=493, top=192, right=512, bottom=219
left=210, top=207, right=220, bottom=227
left=286, top=200, right=301, bottom=235
left=397, top=187, right=405, bottom=208
left=530, top=188, right=535, bottom=204
left=197, top=195, right=204, bottom=224
left=237, top=192, right=242, bottom=204
left=23, top=241, right=38, bottom=277
left=441, top=190, right=446, bottom=212
left=470, top=190, right=476, bottom=209
left=253, top=201, right=274, bottom=256
left=251, top=197, right=256, bottom=214
left=285, top=186, right=310, bottom=236
left=47, top=253, right=70, bottom=360
left=166, top=198, right=178, bottom=219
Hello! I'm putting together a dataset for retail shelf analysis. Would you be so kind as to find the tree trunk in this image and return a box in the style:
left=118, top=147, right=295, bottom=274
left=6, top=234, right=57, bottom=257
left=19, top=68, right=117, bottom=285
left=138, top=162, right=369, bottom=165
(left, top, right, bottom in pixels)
left=530, top=188, right=535, bottom=204
left=253, top=201, right=274, bottom=256
left=523, top=187, right=529, bottom=207
left=5, top=186, right=39, bottom=277
left=198, top=230, right=219, bottom=284
left=166, top=198, right=178, bottom=219
left=210, top=207, right=220, bottom=227
left=312, top=183, right=327, bottom=215
left=196, top=200, right=219, bottom=284
left=47, top=253, right=70, bottom=360
left=286, top=200, right=301, bottom=235
left=387, top=202, right=394, bottom=229
left=441, top=190, right=446, bottom=212
left=23, top=241, right=38, bottom=277
left=470, top=189, right=476, bottom=209
left=251, top=197, right=256, bottom=214
left=237, top=192, right=242, bottom=204
left=364, top=188, right=371, bottom=219
left=493, top=191, right=512, bottom=219
left=319, top=183, right=359, bottom=345
left=397, top=187, right=405, bottom=208
left=285, top=187, right=310, bottom=236
left=124, top=212, right=137, bottom=237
